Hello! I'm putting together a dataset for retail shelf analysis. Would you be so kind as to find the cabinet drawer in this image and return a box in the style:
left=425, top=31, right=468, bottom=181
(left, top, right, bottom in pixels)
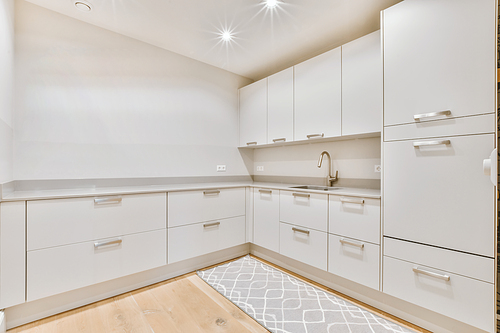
left=383, top=256, right=494, bottom=333
left=28, top=193, right=166, bottom=251
left=253, top=188, right=279, bottom=253
left=168, top=188, right=245, bottom=228
left=279, top=190, right=327, bottom=232
left=384, top=134, right=495, bottom=257
left=279, top=222, right=327, bottom=271
left=27, top=229, right=166, bottom=301
left=329, top=234, right=379, bottom=290
left=329, top=195, right=380, bottom=244
left=168, top=216, right=246, bottom=264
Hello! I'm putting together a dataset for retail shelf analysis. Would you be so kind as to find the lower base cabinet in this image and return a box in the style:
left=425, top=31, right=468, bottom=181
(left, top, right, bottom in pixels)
left=27, top=229, right=167, bottom=301
left=328, top=234, right=379, bottom=290
left=168, top=216, right=246, bottom=264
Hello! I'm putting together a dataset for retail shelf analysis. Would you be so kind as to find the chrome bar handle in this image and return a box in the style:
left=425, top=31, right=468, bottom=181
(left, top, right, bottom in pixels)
left=292, top=227, right=310, bottom=235
left=413, top=140, right=451, bottom=148
left=413, top=266, right=450, bottom=281
left=292, top=192, right=310, bottom=198
left=273, top=138, right=286, bottom=143
left=203, top=190, right=220, bottom=195
left=246, top=141, right=257, bottom=146
left=94, top=238, right=122, bottom=249
left=413, top=110, right=451, bottom=121
left=94, top=196, right=122, bottom=205
left=259, top=189, right=273, bottom=194
left=339, top=238, right=364, bottom=248
left=340, top=197, right=365, bottom=205
left=204, top=222, right=221, bottom=228
left=307, top=133, right=324, bottom=139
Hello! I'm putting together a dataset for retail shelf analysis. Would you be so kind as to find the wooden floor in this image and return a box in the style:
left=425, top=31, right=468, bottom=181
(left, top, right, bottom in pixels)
left=8, top=255, right=430, bottom=333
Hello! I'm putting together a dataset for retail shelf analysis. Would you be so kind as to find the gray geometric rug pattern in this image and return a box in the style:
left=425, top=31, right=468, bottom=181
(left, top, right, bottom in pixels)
left=197, top=255, right=415, bottom=333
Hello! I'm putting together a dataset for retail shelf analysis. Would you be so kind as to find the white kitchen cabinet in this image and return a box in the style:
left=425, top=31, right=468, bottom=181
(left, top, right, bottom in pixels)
left=328, top=234, right=379, bottom=290
left=253, top=188, right=279, bottom=253
left=294, top=47, right=341, bottom=140
left=279, top=222, right=327, bottom=271
left=168, top=216, right=246, bottom=263
left=28, top=193, right=167, bottom=251
left=383, top=0, right=496, bottom=126
left=0, top=202, right=26, bottom=308
left=168, top=188, right=245, bottom=228
left=268, top=68, right=294, bottom=144
left=384, top=133, right=495, bottom=257
left=279, top=190, right=328, bottom=232
left=28, top=229, right=166, bottom=301
left=239, top=78, right=267, bottom=146
left=341, top=30, right=382, bottom=135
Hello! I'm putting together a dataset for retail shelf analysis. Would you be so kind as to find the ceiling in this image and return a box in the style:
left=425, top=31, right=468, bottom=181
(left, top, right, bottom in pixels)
left=24, top=0, right=402, bottom=80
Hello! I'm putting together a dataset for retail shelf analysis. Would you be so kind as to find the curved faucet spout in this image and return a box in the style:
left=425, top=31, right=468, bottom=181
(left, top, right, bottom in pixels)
left=317, top=151, right=338, bottom=186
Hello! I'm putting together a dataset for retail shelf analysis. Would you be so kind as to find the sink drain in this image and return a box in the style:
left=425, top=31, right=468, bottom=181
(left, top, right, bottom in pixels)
left=215, top=318, right=227, bottom=326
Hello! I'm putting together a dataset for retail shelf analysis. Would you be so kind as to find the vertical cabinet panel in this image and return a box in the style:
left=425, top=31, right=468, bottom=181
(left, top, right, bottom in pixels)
left=294, top=47, right=341, bottom=140
left=383, top=0, right=496, bottom=126
left=253, top=188, right=279, bottom=252
left=239, top=79, right=267, bottom=146
left=268, top=68, right=294, bottom=144
left=341, top=30, right=382, bottom=135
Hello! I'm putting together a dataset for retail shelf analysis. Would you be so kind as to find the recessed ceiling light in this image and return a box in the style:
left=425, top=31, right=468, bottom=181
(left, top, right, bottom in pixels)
left=265, top=0, right=279, bottom=8
left=221, top=30, right=233, bottom=42
left=74, top=1, right=92, bottom=12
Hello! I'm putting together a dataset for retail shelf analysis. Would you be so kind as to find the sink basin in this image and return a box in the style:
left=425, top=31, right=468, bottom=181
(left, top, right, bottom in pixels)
left=289, top=185, right=342, bottom=191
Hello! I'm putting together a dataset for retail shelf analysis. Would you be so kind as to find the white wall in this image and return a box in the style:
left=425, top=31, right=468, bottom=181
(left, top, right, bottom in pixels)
left=14, top=1, right=253, bottom=180
left=0, top=0, right=14, bottom=183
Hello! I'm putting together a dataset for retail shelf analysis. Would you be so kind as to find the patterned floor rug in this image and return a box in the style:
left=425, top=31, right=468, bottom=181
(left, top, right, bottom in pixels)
left=197, top=255, right=415, bottom=333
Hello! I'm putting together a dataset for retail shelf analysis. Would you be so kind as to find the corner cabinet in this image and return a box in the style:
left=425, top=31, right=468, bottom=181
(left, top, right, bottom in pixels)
left=239, top=78, right=267, bottom=147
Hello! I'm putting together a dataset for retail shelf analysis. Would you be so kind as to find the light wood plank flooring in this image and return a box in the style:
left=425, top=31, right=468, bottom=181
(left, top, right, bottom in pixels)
left=8, top=255, right=430, bottom=333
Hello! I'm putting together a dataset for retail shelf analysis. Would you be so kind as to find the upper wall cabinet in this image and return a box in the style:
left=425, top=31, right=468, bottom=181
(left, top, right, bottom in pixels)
left=239, top=78, right=267, bottom=147
left=383, top=0, right=496, bottom=126
left=268, top=68, right=294, bottom=144
left=342, top=31, right=382, bottom=135
left=294, top=47, right=341, bottom=140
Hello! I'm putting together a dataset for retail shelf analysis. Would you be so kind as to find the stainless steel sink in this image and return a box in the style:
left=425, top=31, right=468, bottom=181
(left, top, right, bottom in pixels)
left=289, top=185, right=342, bottom=191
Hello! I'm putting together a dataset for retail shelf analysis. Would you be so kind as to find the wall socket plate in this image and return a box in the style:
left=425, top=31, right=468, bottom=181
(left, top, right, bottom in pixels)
left=374, top=165, right=381, bottom=173
left=256, top=166, right=264, bottom=172
left=217, top=165, right=226, bottom=172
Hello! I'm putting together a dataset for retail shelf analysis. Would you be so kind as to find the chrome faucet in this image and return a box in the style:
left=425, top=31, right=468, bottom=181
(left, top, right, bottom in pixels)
left=317, top=151, right=338, bottom=187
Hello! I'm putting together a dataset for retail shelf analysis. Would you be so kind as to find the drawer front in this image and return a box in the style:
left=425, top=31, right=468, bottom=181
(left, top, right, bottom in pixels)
left=279, top=222, right=327, bottom=271
left=329, top=195, right=380, bottom=244
left=168, top=216, right=246, bottom=264
left=279, top=191, right=328, bottom=232
left=168, top=188, right=245, bottom=228
left=28, top=193, right=166, bottom=251
left=253, top=188, right=280, bottom=253
left=329, top=234, right=379, bottom=290
left=27, top=229, right=166, bottom=301
left=383, top=256, right=494, bottom=333
left=384, top=134, right=495, bottom=257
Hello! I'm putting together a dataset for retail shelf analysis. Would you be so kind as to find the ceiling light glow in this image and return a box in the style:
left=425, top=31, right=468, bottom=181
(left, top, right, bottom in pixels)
left=265, top=0, right=279, bottom=8
left=221, top=30, right=233, bottom=42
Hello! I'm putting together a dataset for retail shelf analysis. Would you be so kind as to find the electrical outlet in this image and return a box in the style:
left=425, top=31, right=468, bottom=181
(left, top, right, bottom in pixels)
left=256, top=166, right=264, bottom=172
left=217, top=165, right=226, bottom=172
left=374, top=165, right=381, bottom=173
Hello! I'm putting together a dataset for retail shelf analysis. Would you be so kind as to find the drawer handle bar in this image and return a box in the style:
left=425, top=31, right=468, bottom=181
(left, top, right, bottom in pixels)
left=292, top=192, right=310, bottom=198
left=204, top=222, right=221, bottom=228
left=339, top=238, right=364, bottom=248
left=307, top=133, right=324, bottom=139
left=246, top=141, right=257, bottom=146
left=94, top=238, right=122, bottom=249
left=413, top=110, right=451, bottom=121
left=203, top=190, right=220, bottom=195
left=340, top=197, right=365, bottom=205
left=413, top=140, right=450, bottom=148
left=292, top=227, right=310, bottom=235
left=259, top=189, right=273, bottom=194
left=94, top=197, right=122, bottom=205
left=412, top=266, right=450, bottom=281
left=273, top=138, right=287, bottom=143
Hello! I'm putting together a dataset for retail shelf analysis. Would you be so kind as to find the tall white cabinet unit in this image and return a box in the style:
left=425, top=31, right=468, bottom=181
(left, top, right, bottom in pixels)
left=382, top=1, right=497, bottom=332
left=239, top=79, right=267, bottom=147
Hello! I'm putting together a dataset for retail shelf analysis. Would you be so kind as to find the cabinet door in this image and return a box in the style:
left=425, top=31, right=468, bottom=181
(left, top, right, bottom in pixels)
left=279, top=190, right=328, bottom=232
left=384, top=134, right=495, bottom=257
left=383, top=0, right=496, bottom=126
left=268, top=68, right=293, bottom=144
left=239, top=79, right=267, bottom=146
left=253, top=188, right=279, bottom=253
left=341, top=31, right=382, bottom=135
left=294, top=47, right=341, bottom=140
